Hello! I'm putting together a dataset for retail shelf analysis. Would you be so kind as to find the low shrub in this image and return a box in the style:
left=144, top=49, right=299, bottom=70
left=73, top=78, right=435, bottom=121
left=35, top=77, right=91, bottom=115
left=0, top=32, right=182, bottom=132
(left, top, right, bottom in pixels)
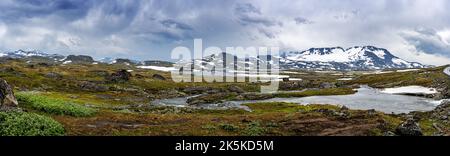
left=0, top=111, right=65, bottom=136
left=16, top=92, right=96, bottom=117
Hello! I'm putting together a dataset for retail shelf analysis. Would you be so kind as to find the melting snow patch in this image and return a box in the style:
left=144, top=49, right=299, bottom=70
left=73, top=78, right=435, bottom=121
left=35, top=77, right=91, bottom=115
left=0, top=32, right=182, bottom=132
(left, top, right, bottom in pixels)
left=137, top=66, right=176, bottom=72
left=337, top=78, right=353, bottom=81
left=63, top=60, right=72, bottom=64
left=396, top=69, right=420, bottom=72
left=381, top=86, right=438, bottom=95
left=444, top=67, right=450, bottom=76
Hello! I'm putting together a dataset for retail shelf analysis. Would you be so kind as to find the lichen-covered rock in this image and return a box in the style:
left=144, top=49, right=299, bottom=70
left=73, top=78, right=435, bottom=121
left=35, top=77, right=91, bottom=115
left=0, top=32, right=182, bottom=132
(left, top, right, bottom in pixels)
left=319, top=82, right=337, bottom=89
left=227, top=86, right=245, bottom=93
left=152, top=74, right=166, bottom=81
left=430, top=100, right=449, bottom=122
left=187, top=92, right=238, bottom=105
left=78, top=81, right=108, bottom=92
left=106, top=70, right=132, bottom=83
left=395, top=118, right=423, bottom=136
left=45, top=72, right=63, bottom=79
left=183, top=86, right=214, bottom=94
left=0, top=79, right=18, bottom=110
left=64, top=55, right=94, bottom=64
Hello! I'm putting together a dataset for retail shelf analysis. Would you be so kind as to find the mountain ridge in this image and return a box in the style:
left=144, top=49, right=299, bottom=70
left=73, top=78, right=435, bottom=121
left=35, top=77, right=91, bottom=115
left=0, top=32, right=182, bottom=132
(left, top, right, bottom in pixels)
left=0, top=46, right=429, bottom=71
left=281, top=46, right=426, bottom=70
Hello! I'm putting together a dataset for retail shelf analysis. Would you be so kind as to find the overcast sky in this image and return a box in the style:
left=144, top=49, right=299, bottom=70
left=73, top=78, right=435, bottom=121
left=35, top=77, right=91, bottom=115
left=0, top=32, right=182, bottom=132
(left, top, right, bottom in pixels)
left=0, top=0, right=450, bottom=65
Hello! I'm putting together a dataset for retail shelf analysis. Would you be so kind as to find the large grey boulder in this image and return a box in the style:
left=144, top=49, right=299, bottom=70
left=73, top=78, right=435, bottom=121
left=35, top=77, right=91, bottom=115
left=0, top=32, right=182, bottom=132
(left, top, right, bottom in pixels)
left=395, top=118, right=423, bottom=136
left=0, top=79, right=18, bottom=110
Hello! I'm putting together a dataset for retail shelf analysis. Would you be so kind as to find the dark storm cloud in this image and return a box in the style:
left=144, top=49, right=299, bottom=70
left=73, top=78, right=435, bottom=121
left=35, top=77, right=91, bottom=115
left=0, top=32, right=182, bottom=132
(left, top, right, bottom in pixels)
left=0, top=0, right=450, bottom=65
left=0, top=0, right=91, bottom=22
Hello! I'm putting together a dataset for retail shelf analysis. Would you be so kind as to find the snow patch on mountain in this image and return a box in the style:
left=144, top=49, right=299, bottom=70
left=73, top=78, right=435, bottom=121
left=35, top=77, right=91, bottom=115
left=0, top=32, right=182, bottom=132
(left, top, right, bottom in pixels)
left=281, top=46, right=427, bottom=70
left=0, top=50, right=63, bottom=59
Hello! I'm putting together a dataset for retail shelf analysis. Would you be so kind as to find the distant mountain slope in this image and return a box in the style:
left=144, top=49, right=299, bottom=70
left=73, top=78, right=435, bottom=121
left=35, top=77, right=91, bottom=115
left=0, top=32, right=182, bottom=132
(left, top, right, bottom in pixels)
left=281, top=46, right=426, bottom=70
left=0, top=46, right=427, bottom=71
left=0, top=50, right=64, bottom=59
left=179, top=46, right=427, bottom=71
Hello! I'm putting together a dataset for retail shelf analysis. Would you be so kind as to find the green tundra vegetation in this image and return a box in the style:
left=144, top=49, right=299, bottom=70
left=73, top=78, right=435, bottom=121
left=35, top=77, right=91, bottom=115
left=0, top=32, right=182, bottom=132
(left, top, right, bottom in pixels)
left=0, top=58, right=448, bottom=136
left=0, top=111, right=65, bottom=136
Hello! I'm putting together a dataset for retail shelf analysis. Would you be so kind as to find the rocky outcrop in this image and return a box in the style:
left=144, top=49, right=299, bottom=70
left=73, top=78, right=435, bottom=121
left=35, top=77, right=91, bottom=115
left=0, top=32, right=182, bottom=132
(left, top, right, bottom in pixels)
left=183, top=86, right=216, bottom=94
left=45, top=72, right=63, bottom=80
left=320, top=82, right=337, bottom=89
left=89, top=70, right=110, bottom=77
left=395, top=118, right=423, bottom=136
left=187, top=92, right=238, bottom=105
left=0, top=67, right=25, bottom=77
left=143, top=60, right=174, bottom=67
left=64, top=55, right=94, bottom=64
left=227, top=86, right=245, bottom=93
left=235, top=93, right=274, bottom=100
left=0, top=79, right=18, bottom=110
left=152, top=74, right=166, bottom=81
left=106, top=70, right=132, bottom=83
left=78, top=81, right=108, bottom=92
left=434, top=85, right=450, bottom=99
left=114, top=58, right=136, bottom=65
left=430, top=100, right=449, bottom=123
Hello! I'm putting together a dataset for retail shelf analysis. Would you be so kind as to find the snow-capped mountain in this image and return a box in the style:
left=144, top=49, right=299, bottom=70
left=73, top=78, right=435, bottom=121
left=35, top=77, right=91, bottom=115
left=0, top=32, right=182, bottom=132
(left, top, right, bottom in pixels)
left=179, top=46, right=427, bottom=71
left=281, top=46, right=426, bottom=70
left=0, top=46, right=427, bottom=71
left=96, top=57, right=142, bottom=65
left=0, top=50, right=64, bottom=59
left=96, top=57, right=116, bottom=64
